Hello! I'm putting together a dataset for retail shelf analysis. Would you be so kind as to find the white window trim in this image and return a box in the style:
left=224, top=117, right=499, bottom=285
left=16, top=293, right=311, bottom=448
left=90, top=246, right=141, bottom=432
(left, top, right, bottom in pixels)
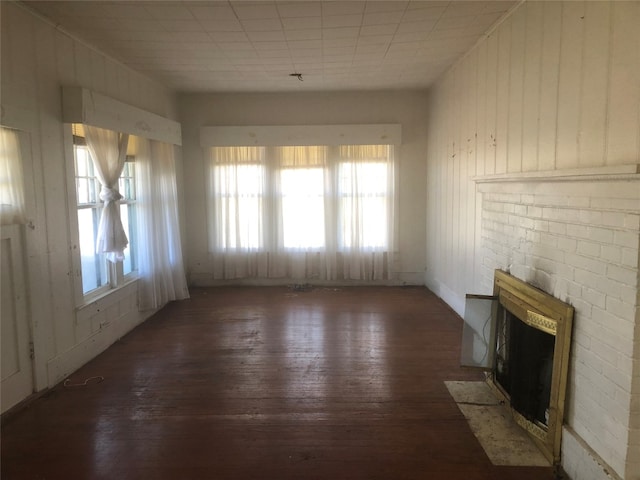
left=200, top=124, right=401, bottom=147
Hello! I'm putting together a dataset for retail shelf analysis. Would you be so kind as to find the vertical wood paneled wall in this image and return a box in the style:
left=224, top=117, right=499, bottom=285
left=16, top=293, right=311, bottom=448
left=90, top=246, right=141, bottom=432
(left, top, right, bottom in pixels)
left=1, top=2, right=177, bottom=393
left=425, top=1, right=639, bottom=478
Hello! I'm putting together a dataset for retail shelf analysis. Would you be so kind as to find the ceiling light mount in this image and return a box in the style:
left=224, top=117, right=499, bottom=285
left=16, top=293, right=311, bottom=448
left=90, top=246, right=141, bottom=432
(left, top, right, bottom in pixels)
left=289, top=73, right=304, bottom=82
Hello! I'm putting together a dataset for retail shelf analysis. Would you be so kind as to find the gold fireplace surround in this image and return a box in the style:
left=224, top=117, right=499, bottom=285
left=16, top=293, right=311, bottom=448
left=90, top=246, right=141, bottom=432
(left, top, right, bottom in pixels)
left=488, top=269, right=574, bottom=466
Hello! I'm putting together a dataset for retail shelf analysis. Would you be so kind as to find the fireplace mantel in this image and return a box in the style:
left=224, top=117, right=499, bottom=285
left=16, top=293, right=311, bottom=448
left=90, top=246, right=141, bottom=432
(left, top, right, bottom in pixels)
left=472, top=164, right=640, bottom=184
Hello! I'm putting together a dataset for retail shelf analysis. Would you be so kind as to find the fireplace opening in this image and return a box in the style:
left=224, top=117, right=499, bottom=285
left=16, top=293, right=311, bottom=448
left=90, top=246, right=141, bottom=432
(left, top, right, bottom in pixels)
left=496, top=310, right=554, bottom=427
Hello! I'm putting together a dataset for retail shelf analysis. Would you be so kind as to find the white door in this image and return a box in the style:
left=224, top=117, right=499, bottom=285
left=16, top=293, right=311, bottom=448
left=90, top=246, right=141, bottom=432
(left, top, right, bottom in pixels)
left=1, top=223, right=33, bottom=413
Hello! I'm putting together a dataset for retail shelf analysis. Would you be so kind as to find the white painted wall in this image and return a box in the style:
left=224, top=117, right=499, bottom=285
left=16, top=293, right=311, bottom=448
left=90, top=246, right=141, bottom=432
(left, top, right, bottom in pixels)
left=425, top=1, right=640, bottom=479
left=0, top=1, right=179, bottom=403
left=179, top=91, right=429, bottom=286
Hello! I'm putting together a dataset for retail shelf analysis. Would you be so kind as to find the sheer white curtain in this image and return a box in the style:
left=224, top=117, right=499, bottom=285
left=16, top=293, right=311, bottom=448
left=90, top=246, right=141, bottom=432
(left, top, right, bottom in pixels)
left=0, top=127, right=26, bottom=225
left=207, top=144, right=396, bottom=281
left=271, top=146, right=329, bottom=278
left=133, top=136, right=189, bottom=310
left=208, top=146, right=269, bottom=278
left=335, top=145, right=396, bottom=280
left=84, top=125, right=129, bottom=262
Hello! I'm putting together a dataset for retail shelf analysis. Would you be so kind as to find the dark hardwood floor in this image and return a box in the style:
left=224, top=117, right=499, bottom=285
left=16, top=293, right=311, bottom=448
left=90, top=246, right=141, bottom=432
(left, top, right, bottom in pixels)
left=1, top=286, right=554, bottom=479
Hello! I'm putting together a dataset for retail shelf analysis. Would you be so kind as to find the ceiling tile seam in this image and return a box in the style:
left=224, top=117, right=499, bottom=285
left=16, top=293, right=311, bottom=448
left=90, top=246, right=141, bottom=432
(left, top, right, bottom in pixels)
left=380, top=1, right=412, bottom=62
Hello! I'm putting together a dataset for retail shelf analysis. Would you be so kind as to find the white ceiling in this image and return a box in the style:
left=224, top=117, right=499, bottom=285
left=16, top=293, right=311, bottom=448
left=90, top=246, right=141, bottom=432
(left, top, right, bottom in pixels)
left=23, top=0, right=517, bottom=93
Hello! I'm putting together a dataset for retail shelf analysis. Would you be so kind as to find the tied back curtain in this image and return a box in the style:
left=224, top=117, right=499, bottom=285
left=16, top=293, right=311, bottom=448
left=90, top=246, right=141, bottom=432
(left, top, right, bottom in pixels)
left=207, top=145, right=396, bottom=281
left=84, top=125, right=129, bottom=262
left=133, top=136, right=189, bottom=310
left=0, top=127, right=26, bottom=225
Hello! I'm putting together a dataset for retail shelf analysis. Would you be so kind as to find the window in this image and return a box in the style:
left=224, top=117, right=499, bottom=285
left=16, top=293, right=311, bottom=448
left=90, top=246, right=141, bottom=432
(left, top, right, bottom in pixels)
left=210, top=146, right=265, bottom=250
left=277, top=146, right=326, bottom=249
left=0, top=126, right=26, bottom=225
left=207, top=144, right=396, bottom=280
left=73, top=125, right=137, bottom=295
left=337, top=145, right=391, bottom=250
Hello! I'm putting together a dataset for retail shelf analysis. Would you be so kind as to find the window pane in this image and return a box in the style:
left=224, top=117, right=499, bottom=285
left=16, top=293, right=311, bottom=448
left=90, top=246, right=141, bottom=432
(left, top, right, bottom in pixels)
left=120, top=203, right=136, bottom=276
left=119, top=161, right=136, bottom=201
left=78, top=207, right=107, bottom=293
left=338, top=162, right=388, bottom=249
left=215, top=164, right=263, bottom=249
left=281, top=168, right=325, bottom=249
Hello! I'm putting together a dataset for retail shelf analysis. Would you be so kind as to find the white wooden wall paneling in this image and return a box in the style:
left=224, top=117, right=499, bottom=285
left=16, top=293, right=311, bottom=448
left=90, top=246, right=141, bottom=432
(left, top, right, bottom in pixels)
left=607, top=2, right=640, bottom=166
left=484, top=32, right=498, bottom=175
left=522, top=1, right=543, bottom=173
left=538, top=2, right=562, bottom=172
left=507, top=6, right=525, bottom=174
left=580, top=2, right=611, bottom=168
left=556, top=2, right=585, bottom=170
left=495, top=19, right=511, bottom=175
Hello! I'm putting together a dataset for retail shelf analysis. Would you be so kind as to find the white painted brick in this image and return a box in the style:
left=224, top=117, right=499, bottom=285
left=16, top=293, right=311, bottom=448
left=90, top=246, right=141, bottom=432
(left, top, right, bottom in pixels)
left=557, top=237, right=578, bottom=253
left=591, top=306, right=635, bottom=338
left=603, top=411, right=630, bottom=442
left=611, top=385, right=633, bottom=411
left=521, top=194, right=534, bottom=204
left=484, top=201, right=503, bottom=212
left=588, top=226, right=615, bottom=244
left=577, top=240, right=601, bottom=257
left=601, top=211, right=628, bottom=228
left=525, top=230, right=540, bottom=243
left=533, top=219, right=549, bottom=231
left=579, top=209, right=603, bottom=225
left=605, top=296, right=636, bottom=322
left=539, top=232, right=558, bottom=247
left=542, top=207, right=557, bottom=220
left=601, top=244, right=622, bottom=264
left=571, top=296, right=594, bottom=319
left=539, top=195, right=570, bottom=207
left=530, top=242, right=565, bottom=262
left=621, top=247, right=639, bottom=269
left=514, top=204, right=527, bottom=216
left=549, top=221, right=568, bottom=235
left=624, top=213, right=640, bottom=230
left=503, top=203, right=515, bottom=213
left=531, top=256, right=560, bottom=275
left=573, top=367, right=601, bottom=393
left=573, top=267, right=605, bottom=292
left=601, top=361, right=633, bottom=396
left=583, top=287, right=607, bottom=309
left=567, top=279, right=584, bottom=298
left=590, top=337, right=620, bottom=367
left=567, top=196, right=591, bottom=208
left=527, top=205, right=543, bottom=218
left=596, top=280, right=637, bottom=305
left=607, top=264, right=637, bottom=286
left=567, top=223, right=590, bottom=239
left=566, top=252, right=607, bottom=275
left=573, top=329, right=592, bottom=349
left=614, top=230, right=640, bottom=249
left=592, top=197, right=640, bottom=211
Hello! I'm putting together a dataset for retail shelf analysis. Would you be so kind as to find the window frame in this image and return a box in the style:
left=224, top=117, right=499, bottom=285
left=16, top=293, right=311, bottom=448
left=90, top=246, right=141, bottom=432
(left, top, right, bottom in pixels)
left=208, top=144, right=394, bottom=255
left=65, top=125, right=138, bottom=306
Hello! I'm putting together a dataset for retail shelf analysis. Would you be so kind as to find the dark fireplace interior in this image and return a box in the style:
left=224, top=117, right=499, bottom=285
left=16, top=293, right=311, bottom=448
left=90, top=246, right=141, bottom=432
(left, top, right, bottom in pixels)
left=495, top=310, right=555, bottom=427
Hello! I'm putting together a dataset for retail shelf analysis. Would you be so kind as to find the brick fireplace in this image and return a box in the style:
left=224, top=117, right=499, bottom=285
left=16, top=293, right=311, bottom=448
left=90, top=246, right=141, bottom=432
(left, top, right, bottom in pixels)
left=476, top=168, right=640, bottom=479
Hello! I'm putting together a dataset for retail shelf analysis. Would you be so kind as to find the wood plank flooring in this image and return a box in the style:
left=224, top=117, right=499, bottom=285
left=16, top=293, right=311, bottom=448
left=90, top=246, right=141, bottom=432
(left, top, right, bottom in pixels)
left=1, top=286, right=555, bottom=479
